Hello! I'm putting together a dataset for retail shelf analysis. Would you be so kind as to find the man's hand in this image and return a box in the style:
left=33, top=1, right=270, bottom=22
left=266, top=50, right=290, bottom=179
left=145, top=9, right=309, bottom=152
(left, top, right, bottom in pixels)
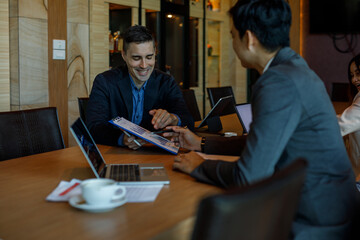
left=173, top=151, right=205, bottom=174
left=123, top=132, right=145, bottom=150
left=163, top=126, right=202, bottom=151
left=149, top=109, right=179, bottom=129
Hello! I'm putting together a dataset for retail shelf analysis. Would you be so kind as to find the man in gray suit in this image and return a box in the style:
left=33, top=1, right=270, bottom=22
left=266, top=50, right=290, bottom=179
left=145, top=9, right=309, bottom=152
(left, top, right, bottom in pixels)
left=165, top=0, right=357, bottom=238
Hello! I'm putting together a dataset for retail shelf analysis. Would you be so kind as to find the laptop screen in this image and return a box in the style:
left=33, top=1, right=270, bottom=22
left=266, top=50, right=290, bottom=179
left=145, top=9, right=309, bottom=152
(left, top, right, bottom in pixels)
left=235, top=103, right=252, bottom=134
left=70, top=118, right=106, bottom=177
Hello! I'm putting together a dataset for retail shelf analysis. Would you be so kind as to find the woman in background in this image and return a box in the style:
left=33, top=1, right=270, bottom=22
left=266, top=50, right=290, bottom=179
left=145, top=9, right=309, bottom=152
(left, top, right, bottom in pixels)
left=338, top=54, right=360, bottom=175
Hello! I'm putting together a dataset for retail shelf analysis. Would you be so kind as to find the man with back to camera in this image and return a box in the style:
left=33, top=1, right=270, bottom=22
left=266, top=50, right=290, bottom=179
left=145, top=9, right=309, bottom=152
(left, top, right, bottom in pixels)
left=86, top=25, right=194, bottom=150
left=165, top=0, right=358, bottom=238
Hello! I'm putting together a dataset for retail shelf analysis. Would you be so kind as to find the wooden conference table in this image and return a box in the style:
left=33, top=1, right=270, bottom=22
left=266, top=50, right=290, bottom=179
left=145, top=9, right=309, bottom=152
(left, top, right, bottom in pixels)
left=0, top=145, right=225, bottom=240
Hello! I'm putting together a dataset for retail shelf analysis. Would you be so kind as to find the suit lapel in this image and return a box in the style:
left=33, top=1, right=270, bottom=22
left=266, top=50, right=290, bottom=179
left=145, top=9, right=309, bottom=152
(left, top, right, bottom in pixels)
left=143, top=71, right=159, bottom=112
left=117, top=68, right=133, bottom=118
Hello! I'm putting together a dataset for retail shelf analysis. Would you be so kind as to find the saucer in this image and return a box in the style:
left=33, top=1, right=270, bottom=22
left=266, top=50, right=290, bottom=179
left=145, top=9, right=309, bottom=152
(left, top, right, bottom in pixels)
left=69, top=195, right=127, bottom=213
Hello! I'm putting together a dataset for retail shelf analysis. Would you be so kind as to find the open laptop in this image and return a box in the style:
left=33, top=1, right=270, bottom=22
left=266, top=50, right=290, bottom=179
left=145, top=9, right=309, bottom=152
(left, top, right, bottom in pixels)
left=235, top=103, right=252, bottom=134
left=70, top=118, right=170, bottom=184
left=197, top=95, right=233, bottom=128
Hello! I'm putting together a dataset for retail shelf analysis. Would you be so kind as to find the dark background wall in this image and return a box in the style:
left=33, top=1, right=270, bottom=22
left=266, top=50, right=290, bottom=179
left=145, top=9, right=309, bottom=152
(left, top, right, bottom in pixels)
left=303, top=34, right=360, bottom=99
left=302, top=0, right=360, bottom=101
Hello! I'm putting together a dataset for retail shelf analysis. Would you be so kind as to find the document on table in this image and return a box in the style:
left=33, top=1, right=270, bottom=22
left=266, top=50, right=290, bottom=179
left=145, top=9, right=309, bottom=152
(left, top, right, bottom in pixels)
left=46, top=179, right=164, bottom=203
left=125, top=185, right=164, bottom=202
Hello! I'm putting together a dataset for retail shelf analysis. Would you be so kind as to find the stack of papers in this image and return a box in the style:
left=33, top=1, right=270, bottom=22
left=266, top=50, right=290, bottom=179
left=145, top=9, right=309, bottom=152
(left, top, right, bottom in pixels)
left=46, top=179, right=164, bottom=203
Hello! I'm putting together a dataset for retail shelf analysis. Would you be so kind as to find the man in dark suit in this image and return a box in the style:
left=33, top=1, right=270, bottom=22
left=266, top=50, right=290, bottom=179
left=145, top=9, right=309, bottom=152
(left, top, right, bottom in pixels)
left=165, top=0, right=357, bottom=238
left=86, top=25, right=193, bottom=149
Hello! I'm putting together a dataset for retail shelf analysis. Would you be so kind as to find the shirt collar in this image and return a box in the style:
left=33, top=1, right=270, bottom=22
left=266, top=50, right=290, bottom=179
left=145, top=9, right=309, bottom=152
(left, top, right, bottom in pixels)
left=263, top=57, right=274, bottom=74
left=129, top=74, right=148, bottom=91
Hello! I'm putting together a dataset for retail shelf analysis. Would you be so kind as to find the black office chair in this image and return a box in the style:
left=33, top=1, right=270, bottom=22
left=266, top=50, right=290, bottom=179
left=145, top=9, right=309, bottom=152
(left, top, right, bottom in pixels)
left=191, top=158, right=307, bottom=240
left=77, top=97, right=89, bottom=122
left=181, top=89, right=202, bottom=122
left=207, top=86, right=236, bottom=116
left=0, top=107, right=65, bottom=161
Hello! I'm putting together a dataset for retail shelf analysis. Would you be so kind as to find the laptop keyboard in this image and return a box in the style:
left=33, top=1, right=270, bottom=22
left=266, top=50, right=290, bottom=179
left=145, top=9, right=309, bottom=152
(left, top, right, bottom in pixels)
left=110, top=164, right=140, bottom=181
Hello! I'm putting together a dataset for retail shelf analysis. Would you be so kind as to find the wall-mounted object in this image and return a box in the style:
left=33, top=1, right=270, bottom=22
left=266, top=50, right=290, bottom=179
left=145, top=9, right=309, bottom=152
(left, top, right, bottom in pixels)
left=52, top=39, right=66, bottom=60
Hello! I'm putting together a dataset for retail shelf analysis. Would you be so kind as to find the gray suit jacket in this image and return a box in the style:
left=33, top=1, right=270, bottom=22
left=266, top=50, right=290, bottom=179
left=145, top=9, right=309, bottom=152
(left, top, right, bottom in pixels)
left=191, top=48, right=357, bottom=239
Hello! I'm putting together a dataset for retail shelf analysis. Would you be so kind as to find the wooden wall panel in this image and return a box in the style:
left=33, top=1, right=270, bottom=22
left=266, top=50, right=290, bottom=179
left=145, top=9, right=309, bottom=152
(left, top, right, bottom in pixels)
left=142, top=0, right=160, bottom=11
left=48, top=0, right=68, bottom=145
left=89, top=0, right=108, bottom=89
left=19, top=18, right=48, bottom=105
left=67, top=0, right=90, bottom=147
left=67, top=23, right=89, bottom=147
left=110, top=0, right=137, bottom=7
left=67, top=0, right=89, bottom=24
left=131, top=7, right=139, bottom=25
left=190, top=0, right=203, bottom=18
left=9, top=0, right=49, bottom=111
left=0, top=0, right=10, bottom=111
left=9, top=17, right=19, bottom=107
left=18, top=0, right=47, bottom=19
left=9, top=0, right=18, bottom=18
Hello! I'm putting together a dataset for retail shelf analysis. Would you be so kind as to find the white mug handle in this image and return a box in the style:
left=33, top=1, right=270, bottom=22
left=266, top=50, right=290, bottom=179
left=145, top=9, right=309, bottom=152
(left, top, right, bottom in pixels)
left=111, top=185, right=126, bottom=201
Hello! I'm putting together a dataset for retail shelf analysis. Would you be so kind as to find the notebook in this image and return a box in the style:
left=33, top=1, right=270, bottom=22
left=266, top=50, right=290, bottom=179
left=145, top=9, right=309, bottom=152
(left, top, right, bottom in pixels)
left=70, top=118, right=170, bottom=184
left=235, top=103, right=252, bottom=134
left=197, top=95, right=233, bottom=128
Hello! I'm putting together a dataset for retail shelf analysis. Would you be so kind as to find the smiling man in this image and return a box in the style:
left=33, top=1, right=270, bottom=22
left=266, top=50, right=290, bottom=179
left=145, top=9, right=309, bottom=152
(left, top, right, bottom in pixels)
left=86, top=25, right=193, bottom=150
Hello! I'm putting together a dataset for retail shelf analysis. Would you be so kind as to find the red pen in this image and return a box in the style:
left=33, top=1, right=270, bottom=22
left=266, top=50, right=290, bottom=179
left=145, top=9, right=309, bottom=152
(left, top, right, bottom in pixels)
left=59, top=182, right=80, bottom=196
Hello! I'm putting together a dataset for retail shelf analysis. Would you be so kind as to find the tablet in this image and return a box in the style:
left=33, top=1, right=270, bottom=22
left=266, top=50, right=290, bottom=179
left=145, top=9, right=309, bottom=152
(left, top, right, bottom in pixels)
left=197, top=95, right=233, bottom=128
left=235, top=103, right=252, bottom=134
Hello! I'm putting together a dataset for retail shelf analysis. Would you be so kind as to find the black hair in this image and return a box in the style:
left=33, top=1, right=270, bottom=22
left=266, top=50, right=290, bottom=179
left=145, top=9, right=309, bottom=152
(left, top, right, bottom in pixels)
left=229, top=0, right=291, bottom=52
left=121, top=25, right=155, bottom=53
left=347, top=54, right=360, bottom=98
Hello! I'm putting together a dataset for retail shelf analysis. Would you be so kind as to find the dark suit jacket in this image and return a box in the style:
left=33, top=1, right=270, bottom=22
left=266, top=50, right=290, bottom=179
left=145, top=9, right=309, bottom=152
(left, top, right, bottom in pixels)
left=191, top=47, right=357, bottom=239
left=86, top=66, right=194, bottom=146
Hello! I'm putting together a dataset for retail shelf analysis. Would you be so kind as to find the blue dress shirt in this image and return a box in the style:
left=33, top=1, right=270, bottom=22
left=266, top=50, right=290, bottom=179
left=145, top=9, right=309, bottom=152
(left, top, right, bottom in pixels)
left=118, top=75, right=181, bottom=146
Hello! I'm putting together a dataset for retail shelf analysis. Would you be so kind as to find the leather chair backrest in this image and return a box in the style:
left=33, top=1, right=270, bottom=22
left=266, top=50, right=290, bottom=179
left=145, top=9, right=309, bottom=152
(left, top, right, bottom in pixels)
left=77, top=97, right=89, bottom=122
left=181, top=89, right=202, bottom=122
left=191, top=158, right=307, bottom=240
left=0, top=107, right=65, bottom=161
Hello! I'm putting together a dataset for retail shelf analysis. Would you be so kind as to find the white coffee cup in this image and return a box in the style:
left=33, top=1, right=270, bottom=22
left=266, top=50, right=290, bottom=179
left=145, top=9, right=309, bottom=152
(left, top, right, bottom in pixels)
left=80, top=179, right=126, bottom=205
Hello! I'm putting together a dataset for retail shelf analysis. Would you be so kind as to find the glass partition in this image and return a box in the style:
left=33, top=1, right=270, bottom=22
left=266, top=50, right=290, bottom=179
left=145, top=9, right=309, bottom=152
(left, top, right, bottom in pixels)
left=189, top=17, right=199, bottom=87
left=146, top=10, right=160, bottom=69
left=164, top=14, right=185, bottom=87
left=207, top=20, right=220, bottom=87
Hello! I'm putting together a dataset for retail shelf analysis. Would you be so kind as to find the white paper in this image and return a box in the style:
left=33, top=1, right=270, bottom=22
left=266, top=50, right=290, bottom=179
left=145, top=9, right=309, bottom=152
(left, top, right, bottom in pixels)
left=46, top=179, right=82, bottom=202
left=124, top=184, right=164, bottom=202
left=46, top=179, right=164, bottom=203
left=109, top=117, right=179, bottom=154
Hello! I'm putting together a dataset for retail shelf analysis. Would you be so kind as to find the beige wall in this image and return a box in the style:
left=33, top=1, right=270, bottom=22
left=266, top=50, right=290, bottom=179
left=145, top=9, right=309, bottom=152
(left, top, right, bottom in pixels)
left=0, top=0, right=10, bottom=111
left=68, top=0, right=90, bottom=146
left=9, top=0, right=48, bottom=111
